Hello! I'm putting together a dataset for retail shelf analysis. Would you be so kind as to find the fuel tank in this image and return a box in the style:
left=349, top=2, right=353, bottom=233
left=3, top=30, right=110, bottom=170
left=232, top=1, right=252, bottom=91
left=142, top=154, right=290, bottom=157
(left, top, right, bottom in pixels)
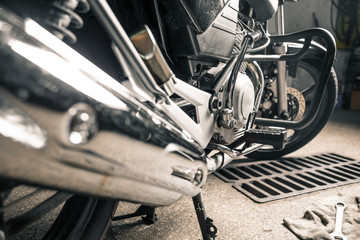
left=162, top=0, right=239, bottom=61
left=161, top=0, right=240, bottom=77
left=247, top=0, right=278, bottom=21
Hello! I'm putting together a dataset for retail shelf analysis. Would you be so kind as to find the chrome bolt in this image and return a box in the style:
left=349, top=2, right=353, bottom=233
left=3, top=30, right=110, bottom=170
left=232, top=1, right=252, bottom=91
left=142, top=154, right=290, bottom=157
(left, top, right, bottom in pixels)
left=172, top=167, right=203, bottom=186
left=194, top=169, right=203, bottom=186
left=210, top=98, right=222, bottom=111
left=230, top=119, right=237, bottom=128
left=68, top=104, right=97, bottom=145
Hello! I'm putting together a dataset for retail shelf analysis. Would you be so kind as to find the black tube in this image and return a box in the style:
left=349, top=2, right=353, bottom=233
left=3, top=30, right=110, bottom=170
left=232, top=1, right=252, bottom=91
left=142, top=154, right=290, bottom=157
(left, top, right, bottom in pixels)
left=226, top=37, right=251, bottom=108
left=212, top=56, right=237, bottom=93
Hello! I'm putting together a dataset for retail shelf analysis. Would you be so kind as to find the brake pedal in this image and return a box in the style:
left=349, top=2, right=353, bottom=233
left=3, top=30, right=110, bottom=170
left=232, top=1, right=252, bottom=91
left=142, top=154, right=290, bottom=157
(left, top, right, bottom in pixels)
left=244, top=128, right=287, bottom=150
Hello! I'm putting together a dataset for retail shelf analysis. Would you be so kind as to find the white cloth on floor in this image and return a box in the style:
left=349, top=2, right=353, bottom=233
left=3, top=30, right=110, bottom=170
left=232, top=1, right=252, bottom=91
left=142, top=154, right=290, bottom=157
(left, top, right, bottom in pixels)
left=283, top=196, right=360, bottom=240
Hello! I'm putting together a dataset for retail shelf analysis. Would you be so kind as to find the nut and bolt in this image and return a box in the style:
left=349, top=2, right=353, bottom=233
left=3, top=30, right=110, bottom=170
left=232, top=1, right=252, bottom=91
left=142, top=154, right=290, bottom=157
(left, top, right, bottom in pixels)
left=172, top=167, right=204, bottom=186
left=211, top=98, right=222, bottom=111
left=193, top=169, right=203, bottom=186
left=229, top=119, right=237, bottom=128
left=68, top=104, right=97, bottom=145
left=218, top=108, right=236, bottom=129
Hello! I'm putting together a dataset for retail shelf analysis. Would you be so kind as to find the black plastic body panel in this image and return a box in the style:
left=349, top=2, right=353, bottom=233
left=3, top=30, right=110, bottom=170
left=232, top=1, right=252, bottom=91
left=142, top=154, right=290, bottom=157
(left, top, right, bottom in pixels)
left=162, top=0, right=239, bottom=61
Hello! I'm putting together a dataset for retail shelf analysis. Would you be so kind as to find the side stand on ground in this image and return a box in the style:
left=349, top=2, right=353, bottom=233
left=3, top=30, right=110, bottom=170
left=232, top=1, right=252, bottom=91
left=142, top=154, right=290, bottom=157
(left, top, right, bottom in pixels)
left=112, top=194, right=217, bottom=240
left=112, top=205, right=158, bottom=225
left=192, top=193, right=217, bottom=240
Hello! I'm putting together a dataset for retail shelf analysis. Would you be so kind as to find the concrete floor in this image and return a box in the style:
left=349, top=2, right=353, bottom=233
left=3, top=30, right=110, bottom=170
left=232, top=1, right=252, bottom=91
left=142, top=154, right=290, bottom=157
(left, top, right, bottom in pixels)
left=108, top=109, right=360, bottom=240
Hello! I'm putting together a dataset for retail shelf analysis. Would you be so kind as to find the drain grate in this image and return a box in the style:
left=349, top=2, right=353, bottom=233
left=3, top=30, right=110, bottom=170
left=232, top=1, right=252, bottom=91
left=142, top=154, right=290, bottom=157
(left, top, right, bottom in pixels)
left=213, top=153, right=360, bottom=203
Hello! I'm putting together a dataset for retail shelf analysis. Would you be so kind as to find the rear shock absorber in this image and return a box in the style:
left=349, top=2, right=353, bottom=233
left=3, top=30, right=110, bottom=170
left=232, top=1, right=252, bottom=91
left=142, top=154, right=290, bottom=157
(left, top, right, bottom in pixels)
left=3, top=0, right=90, bottom=44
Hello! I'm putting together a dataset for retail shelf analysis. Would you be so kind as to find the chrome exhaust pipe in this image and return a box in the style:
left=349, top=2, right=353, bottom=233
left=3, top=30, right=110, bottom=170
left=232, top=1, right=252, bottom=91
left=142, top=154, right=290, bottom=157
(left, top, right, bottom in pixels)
left=0, top=7, right=206, bottom=206
left=0, top=125, right=207, bottom=206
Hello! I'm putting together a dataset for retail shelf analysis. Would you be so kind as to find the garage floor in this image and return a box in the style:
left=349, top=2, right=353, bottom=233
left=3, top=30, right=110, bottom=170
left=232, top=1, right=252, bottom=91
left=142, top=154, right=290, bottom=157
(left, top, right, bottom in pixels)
left=108, top=109, right=360, bottom=240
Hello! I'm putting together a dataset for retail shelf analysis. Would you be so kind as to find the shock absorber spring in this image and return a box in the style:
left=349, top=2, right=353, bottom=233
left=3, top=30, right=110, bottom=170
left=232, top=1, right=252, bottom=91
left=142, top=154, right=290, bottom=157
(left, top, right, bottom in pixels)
left=40, top=0, right=90, bottom=44
left=3, top=0, right=90, bottom=44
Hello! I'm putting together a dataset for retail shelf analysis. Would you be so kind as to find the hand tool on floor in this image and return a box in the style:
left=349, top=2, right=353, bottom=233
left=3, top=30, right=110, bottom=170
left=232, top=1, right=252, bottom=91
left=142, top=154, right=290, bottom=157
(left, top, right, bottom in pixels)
left=330, top=202, right=347, bottom=240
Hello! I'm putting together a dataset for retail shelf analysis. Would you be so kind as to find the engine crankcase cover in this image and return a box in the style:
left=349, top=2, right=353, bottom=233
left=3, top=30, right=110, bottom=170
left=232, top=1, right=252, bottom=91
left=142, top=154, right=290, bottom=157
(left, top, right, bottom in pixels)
left=233, top=73, right=255, bottom=128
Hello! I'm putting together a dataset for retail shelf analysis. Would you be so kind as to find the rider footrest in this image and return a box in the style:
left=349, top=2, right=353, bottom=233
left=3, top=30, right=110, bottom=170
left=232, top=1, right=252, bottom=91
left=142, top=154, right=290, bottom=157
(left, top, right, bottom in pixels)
left=244, top=128, right=287, bottom=150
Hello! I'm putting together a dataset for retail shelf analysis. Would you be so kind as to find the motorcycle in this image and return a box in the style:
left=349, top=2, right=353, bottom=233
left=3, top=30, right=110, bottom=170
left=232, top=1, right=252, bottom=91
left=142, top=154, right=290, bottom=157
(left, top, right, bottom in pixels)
left=0, top=0, right=337, bottom=239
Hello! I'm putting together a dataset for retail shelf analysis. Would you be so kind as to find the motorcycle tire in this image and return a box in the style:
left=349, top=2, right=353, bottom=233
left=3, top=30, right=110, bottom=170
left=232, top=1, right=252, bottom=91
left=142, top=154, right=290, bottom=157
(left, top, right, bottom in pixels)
left=43, top=196, right=117, bottom=240
left=247, top=59, right=338, bottom=160
left=1, top=186, right=118, bottom=240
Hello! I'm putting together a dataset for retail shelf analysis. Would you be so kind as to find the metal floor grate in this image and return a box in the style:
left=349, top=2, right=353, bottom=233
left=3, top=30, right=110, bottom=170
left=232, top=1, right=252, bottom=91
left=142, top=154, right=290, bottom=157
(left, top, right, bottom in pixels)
left=213, top=153, right=360, bottom=203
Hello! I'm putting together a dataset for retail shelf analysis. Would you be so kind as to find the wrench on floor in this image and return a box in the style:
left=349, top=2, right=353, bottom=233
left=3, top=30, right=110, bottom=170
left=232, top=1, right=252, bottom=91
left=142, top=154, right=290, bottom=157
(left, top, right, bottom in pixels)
left=329, top=202, right=347, bottom=240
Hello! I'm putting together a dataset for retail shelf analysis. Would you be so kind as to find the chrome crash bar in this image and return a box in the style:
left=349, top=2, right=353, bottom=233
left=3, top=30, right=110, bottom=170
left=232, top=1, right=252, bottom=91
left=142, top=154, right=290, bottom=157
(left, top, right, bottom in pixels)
left=244, top=28, right=336, bottom=130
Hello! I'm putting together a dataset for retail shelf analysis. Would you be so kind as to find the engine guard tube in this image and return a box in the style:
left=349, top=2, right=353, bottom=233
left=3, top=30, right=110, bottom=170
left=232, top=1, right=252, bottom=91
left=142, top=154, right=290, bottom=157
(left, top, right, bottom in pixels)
left=252, top=28, right=336, bottom=130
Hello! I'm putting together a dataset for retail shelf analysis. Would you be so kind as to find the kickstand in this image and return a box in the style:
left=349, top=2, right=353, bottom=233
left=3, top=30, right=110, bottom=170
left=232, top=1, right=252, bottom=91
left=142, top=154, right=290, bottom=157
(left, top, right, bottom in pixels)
left=112, top=205, right=158, bottom=225
left=192, top=193, right=217, bottom=240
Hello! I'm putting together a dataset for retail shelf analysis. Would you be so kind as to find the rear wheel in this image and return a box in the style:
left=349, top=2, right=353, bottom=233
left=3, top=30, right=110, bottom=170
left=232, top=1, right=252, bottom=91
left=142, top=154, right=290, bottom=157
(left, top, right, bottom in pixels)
left=0, top=184, right=117, bottom=240
left=247, top=59, right=338, bottom=159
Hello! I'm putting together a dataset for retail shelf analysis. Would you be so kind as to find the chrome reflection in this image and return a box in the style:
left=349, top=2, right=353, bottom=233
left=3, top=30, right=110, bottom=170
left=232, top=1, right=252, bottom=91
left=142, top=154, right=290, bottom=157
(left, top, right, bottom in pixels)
left=9, top=39, right=128, bottom=110
left=22, top=19, right=140, bottom=104
left=67, top=103, right=98, bottom=145
left=0, top=93, right=47, bottom=149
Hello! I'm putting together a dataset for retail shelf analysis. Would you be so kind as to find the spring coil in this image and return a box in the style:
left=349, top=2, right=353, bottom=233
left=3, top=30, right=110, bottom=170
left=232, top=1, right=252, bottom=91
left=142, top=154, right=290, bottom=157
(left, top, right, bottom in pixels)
left=33, top=0, right=90, bottom=44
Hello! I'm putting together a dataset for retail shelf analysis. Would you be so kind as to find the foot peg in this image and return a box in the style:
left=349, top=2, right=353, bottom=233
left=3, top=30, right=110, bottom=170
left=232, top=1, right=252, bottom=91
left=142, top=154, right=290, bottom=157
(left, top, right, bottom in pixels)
left=244, top=128, right=287, bottom=150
